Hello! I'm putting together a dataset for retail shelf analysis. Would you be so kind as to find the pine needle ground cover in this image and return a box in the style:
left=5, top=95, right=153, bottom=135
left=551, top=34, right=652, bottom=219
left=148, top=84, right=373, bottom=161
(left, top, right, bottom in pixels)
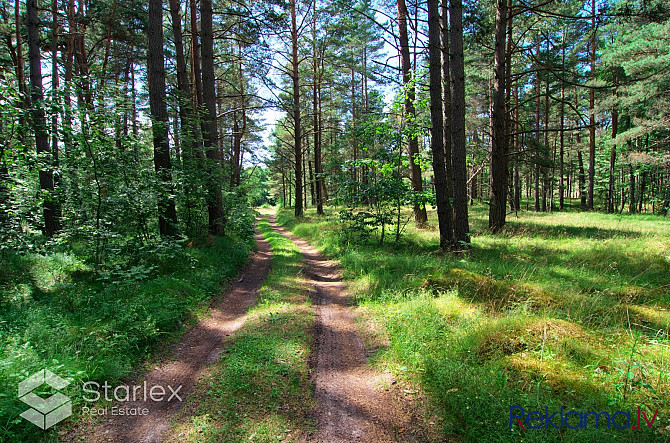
left=278, top=206, right=670, bottom=442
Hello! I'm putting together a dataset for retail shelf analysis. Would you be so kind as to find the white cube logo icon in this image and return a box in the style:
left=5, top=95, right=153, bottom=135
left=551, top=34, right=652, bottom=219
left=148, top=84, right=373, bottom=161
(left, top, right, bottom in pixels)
left=18, top=369, right=72, bottom=429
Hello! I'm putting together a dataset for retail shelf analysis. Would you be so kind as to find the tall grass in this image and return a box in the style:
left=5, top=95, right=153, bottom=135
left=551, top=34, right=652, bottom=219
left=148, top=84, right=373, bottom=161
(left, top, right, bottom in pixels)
left=0, top=232, right=253, bottom=441
left=279, top=205, right=670, bottom=442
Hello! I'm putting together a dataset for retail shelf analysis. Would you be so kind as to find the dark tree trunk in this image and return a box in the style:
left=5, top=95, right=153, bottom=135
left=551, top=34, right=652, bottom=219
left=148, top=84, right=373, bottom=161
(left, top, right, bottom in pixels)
left=397, top=0, right=427, bottom=226
left=168, top=0, right=196, bottom=146
left=313, top=11, right=324, bottom=215
left=290, top=0, right=303, bottom=217
left=148, top=0, right=178, bottom=237
left=559, top=28, right=566, bottom=211
left=587, top=0, right=597, bottom=210
left=427, top=0, right=452, bottom=249
left=578, top=150, right=586, bottom=209
left=638, top=169, right=646, bottom=213
left=201, top=0, right=225, bottom=234
left=628, top=164, right=636, bottom=214
left=15, top=0, right=28, bottom=115
left=513, top=86, right=520, bottom=210
left=51, top=0, right=61, bottom=222
left=608, top=97, right=618, bottom=213
left=190, top=0, right=204, bottom=110
left=489, top=0, right=508, bottom=232
left=440, top=0, right=454, bottom=230
left=450, top=0, right=469, bottom=249
left=168, top=0, right=199, bottom=224
left=534, top=70, right=541, bottom=212
left=28, top=0, right=61, bottom=237
left=315, top=70, right=324, bottom=214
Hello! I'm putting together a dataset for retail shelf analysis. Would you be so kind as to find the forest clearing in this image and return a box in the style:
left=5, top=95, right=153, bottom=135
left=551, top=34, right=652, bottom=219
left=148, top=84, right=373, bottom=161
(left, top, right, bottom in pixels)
left=1, top=0, right=670, bottom=441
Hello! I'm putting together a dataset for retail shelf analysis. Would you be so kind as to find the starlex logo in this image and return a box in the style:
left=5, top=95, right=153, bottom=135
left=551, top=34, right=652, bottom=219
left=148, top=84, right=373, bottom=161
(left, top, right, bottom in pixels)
left=18, top=369, right=72, bottom=430
left=510, top=406, right=659, bottom=430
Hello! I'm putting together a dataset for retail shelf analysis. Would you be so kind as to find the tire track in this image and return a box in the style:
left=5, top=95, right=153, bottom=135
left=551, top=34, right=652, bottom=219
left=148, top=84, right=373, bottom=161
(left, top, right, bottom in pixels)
left=269, top=216, right=427, bottom=443
left=66, top=223, right=272, bottom=443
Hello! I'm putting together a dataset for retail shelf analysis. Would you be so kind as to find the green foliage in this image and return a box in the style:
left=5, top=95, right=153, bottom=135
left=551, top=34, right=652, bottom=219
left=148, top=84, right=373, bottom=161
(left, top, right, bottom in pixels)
left=280, top=206, right=670, bottom=442
left=0, top=229, right=253, bottom=441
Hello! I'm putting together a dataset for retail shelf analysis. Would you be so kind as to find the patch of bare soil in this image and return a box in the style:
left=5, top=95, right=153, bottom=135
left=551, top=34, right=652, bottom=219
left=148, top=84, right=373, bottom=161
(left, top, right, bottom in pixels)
left=269, top=217, right=438, bottom=443
left=65, top=226, right=272, bottom=443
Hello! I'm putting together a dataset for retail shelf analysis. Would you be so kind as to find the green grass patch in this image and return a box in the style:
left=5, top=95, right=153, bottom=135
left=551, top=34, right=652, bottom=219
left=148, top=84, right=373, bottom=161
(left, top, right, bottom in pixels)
left=278, top=205, right=670, bottom=442
left=165, top=219, right=315, bottom=442
left=0, top=233, right=253, bottom=442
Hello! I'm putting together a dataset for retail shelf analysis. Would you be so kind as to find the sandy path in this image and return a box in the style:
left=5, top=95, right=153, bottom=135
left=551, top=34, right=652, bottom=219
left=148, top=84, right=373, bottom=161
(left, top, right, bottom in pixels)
left=269, top=216, right=426, bottom=443
left=66, top=224, right=272, bottom=443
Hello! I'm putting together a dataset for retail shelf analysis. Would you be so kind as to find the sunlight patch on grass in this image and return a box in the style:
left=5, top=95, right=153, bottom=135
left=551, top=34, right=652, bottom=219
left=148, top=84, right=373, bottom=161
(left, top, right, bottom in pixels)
left=279, top=205, right=670, bottom=442
left=166, top=219, right=315, bottom=442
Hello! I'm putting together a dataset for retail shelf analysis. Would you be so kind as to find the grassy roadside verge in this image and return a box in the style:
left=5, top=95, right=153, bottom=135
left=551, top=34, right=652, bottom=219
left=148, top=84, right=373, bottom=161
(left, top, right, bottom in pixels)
left=0, top=231, right=253, bottom=442
left=165, top=218, right=315, bottom=442
left=277, top=206, right=670, bottom=443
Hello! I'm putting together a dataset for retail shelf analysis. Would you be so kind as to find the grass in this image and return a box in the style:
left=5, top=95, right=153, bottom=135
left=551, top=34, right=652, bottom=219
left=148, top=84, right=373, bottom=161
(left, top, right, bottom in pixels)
left=278, top=204, right=670, bottom=442
left=165, top=218, right=315, bottom=442
left=0, top=232, right=253, bottom=442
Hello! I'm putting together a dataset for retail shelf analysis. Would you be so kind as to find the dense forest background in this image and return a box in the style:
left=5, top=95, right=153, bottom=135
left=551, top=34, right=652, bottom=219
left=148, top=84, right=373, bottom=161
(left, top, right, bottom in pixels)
left=1, top=0, right=669, bottom=440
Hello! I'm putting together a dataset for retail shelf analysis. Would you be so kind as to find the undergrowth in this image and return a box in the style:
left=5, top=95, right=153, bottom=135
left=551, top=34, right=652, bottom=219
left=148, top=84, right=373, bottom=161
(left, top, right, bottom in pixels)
left=278, top=204, right=670, bottom=442
left=0, top=230, right=253, bottom=441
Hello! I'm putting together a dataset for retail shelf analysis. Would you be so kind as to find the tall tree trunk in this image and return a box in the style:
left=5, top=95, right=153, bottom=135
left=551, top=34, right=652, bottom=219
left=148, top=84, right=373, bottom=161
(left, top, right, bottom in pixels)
left=190, top=0, right=204, bottom=111
left=168, top=0, right=196, bottom=147
left=559, top=28, right=566, bottom=210
left=608, top=92, right=618, bottom=213
left=427, top=0, right=452, bottom=249
left=587, top=0, right=597, bottom=210
left=28, top=0, right=61, bottom=237
left=290, top=0, right=303, bottom=217
left=628, top=164, right=636, bottom=214
left=148, top=0, right=178, bottom=237
left=201, top=0, right=225, bottom=234
left=578, top=150, right=586, bottom=208
left=450, top=0, right=469, bottom=248
left=534, top=65, right=541, bottom=212
left=638, top=169, right=646, bottom=213
left=15, top=0, right=28, bottom=114
left=542, top=74, right=550, bottom=212
left=489, top=0, right=508, bottom=232
left=440, top=0, right=454, bottom=232
left=312, top=5, right=324, bottom=215
left=397, top=0, right=427, bottom=226
left=51, top=0, right=61, bottom=221
left=513, top=86, right=520, bottom=210
left=168, top=0, right=199, bottom=224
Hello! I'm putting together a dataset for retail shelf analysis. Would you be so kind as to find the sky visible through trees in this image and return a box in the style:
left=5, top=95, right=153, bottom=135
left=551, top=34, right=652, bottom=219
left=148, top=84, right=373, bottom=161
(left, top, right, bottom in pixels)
left=1, top=0, right=669, bottom=440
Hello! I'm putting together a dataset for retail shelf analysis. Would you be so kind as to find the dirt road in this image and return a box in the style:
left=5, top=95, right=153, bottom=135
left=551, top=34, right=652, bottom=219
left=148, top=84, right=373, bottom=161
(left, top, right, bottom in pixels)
left=66, top=226, right=272, bottom=443
left=269, top=217, right=428, bottom=443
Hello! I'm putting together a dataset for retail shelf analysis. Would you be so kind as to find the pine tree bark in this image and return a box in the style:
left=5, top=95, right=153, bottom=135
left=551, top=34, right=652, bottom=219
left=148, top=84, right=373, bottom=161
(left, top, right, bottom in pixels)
left=578, top=150, right=586, bottom=208
left=628, top=164, right=636, bottom=214
left=290, top=0, right=303, bottom=217
left=397, top=0, right=427, bottom=226
left=148, top=0, right=178, bottom=237
left=450, top=0, right=469, bottom=248
left=312, top=6, right=324, bottom=215
left=201, top=0, right=225, bottom=234
left=28, top=0, right=61, bottom=237
left=441, top=0, right=454, bottom=220
left=608, top=95, right=618, bottom=213
left=489, top=0, right=508, bottom=232
left=559, top=28, right=566, bottom=210
left=587, top=0, right=596, bottom=210
left=427, top=0, right=452, bottom=249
